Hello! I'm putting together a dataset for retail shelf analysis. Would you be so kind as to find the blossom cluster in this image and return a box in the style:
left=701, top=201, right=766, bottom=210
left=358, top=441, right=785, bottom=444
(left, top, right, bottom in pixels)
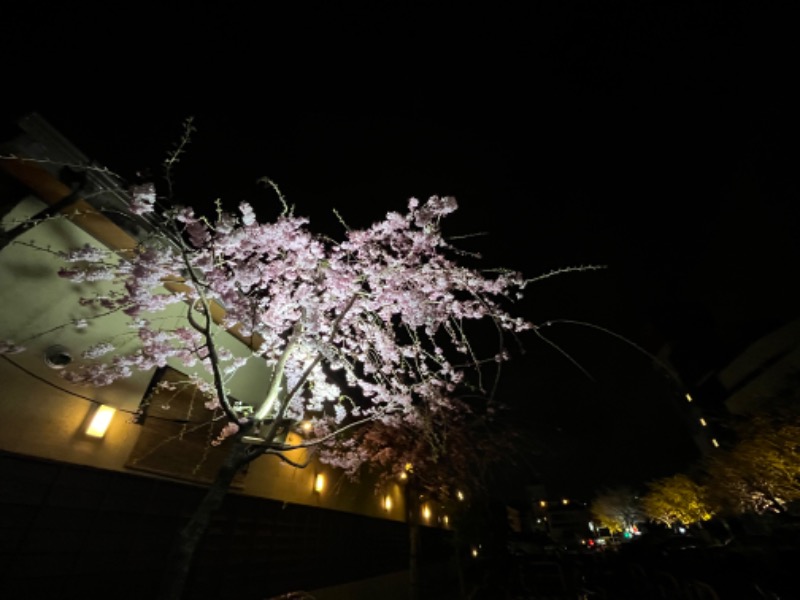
left=4, top=189, right=533, bottom=473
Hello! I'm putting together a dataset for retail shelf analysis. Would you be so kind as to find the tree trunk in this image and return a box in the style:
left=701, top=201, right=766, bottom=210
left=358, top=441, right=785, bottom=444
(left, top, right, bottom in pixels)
left=156, top=440, right=249, bottom=600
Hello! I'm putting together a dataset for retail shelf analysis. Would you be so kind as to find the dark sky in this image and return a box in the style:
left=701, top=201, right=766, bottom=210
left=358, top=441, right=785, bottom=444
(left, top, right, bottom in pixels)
left=5, top=3, right=796, bottom=498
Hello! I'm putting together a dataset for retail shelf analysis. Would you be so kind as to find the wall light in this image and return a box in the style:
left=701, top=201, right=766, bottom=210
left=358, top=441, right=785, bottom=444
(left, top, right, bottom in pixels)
left=422, top=504, right=431, bottom=522
left=44, top=345, right=72, bottom=369
left=383, top=495, right=393, bottom=512
left=314, top=473, right=325, bottom=494
left=86, top=405, right=116, bottom=438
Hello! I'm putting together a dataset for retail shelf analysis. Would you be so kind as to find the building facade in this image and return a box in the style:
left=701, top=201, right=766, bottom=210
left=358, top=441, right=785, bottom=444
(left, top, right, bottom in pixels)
left=0, top=113, right=456, bottom=599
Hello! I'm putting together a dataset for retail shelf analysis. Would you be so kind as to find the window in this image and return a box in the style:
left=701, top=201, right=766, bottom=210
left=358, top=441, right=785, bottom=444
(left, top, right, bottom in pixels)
left=126, top=366, right=248, bottom=486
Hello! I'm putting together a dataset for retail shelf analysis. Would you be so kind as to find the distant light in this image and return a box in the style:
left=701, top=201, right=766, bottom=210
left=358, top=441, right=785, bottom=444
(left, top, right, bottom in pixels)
left=711, top=438, right=720, bottom=448
left=685, top=393, right=693, bottom=403
left=699, top=418, right=707, bottom=427
left=471, top=547, right=479, bottom=558
left=86, top=405, right=115, bottom=438
left=457, top=490, right=465, bottom=501
left=444, top=515, right=450, bottom=526
left=383, top=495, right=392, bottom=511
left=314, top=473, right=325, bottom=493
left=677, top=526, right=686, bottom=534
left=539, top=500, right=547, bottom=508
left=562, top=498, right=569, bottom=505
left=300, top=421, right=313, bottom=433
left=422, top=505, right=431, bottom=522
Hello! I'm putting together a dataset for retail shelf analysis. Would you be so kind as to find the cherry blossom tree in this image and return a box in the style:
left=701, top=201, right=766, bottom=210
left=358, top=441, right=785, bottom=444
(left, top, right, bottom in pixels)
left=49, top=189, right=533, bottom=452
left=705, top=414, right=800, bottom=517
left=343, top=397, right=524, bottom=600
left=640, top=473, right=715, bottom=528
left=1, top=153, right=551, bottom=597
left=590, top=486, right=643, bottom=534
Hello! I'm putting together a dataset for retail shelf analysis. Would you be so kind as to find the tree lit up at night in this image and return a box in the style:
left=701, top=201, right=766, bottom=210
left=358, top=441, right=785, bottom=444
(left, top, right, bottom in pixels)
left=0, top=134, right=557, bottom=597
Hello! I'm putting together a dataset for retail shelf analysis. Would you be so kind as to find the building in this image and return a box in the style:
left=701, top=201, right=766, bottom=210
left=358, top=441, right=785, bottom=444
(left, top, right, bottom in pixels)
left=0, top=113, right=457, bottom=599
left=720, top=318, right=800, bottom=417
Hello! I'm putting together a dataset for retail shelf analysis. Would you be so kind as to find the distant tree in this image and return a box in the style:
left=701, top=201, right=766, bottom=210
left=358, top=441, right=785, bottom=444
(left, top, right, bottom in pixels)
left=590, top=486, right=643, bottom=533
left=640, top=473, right=714, bottom=528
left=0, top=126, right=573, bottom=598
left=705, top=414, right=800, bottom=516
left=333, top=398, right=520, bottom=600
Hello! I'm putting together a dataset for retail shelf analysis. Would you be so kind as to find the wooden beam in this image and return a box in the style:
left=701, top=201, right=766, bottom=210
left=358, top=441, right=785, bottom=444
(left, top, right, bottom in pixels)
left=2, top=157, right=263, bottom=351
left=1, top=158, right=139, bottom=254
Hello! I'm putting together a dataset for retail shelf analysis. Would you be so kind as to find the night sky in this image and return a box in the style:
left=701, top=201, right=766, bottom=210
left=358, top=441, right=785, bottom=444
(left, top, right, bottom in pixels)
left=5, top=3, right=796, bottom=498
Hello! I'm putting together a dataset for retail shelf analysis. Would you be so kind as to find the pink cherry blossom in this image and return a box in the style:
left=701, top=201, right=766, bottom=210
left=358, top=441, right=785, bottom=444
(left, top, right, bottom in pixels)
left=129, top=183, right=157, bottom=215
left=30, top=188, right=534, bottom=476
left=0, top=340, right=25, bottom=355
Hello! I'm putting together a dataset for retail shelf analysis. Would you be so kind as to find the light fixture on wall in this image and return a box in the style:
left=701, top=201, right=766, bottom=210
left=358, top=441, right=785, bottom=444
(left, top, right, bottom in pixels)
left=44, top=345, right=72, bottom=369
left=421, top=504, right=431, bottom=522
left=86, top=404, right=116, bottom=438
left=314, top=473, right=325, bottom=494
left=383, top=495, right=392, bottom=512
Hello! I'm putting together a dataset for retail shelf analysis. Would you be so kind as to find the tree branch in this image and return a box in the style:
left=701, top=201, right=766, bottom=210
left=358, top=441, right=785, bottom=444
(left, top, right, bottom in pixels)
left=261, top=293, right=360, bottom=442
